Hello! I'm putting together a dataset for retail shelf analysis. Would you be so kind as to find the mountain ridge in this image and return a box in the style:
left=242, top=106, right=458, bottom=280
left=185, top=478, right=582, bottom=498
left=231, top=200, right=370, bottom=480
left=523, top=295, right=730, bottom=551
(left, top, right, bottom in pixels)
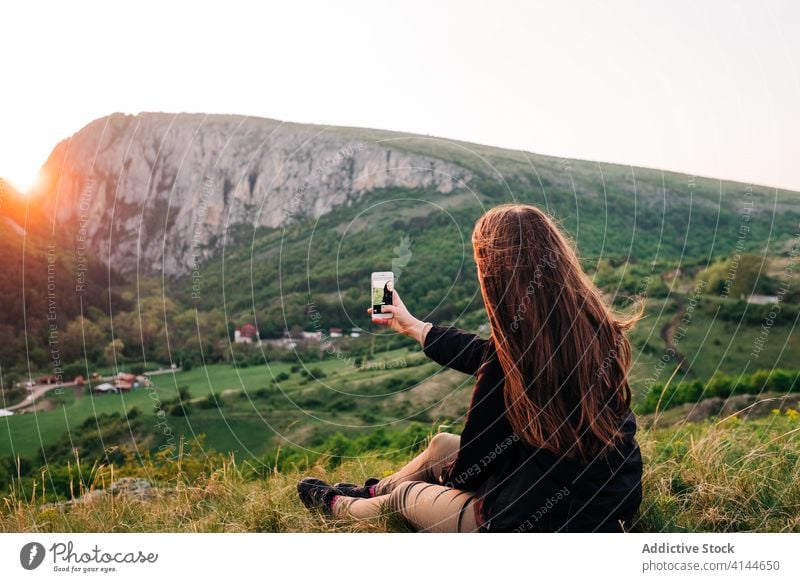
left=16, top=111, right=800, bottom=279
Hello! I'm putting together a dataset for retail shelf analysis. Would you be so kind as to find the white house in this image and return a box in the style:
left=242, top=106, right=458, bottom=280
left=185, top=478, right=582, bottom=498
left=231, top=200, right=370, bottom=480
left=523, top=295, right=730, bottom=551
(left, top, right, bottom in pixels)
left=235, top=323, right=259, bottom=344
left=747, top=294, right=779, bottom=305
left=93, top=382, right=117, bottom=394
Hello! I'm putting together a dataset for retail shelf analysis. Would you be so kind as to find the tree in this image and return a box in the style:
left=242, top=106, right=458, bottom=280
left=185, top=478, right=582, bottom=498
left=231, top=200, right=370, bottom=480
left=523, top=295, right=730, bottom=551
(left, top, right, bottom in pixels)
left=0, top=324, right=22, bottom=367
left=697, top=254, right=769, bottom=299
left=60, top=316, right=106, bottom=364
left=62, top=362, right=86, bottom=381
left=104, top=339, right=124, bottom=369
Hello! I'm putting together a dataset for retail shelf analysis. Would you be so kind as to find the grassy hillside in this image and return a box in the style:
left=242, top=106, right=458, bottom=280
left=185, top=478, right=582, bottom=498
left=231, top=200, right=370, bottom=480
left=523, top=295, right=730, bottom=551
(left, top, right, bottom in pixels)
left=2, top=413, right=798, bottom=533
left=3, top=318, right=799, bottom=469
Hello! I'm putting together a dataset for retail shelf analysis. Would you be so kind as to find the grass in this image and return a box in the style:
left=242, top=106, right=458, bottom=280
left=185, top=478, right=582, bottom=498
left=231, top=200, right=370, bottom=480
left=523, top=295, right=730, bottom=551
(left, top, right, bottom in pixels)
left=627, top=298, right=680, bottom=396
left=636, top=411, right=800, bottom=532
left=0, top=451, right=408, bottom=533
left=676, top=310, right=800, bottom=380
left=2, top=413, right=798, bottom=533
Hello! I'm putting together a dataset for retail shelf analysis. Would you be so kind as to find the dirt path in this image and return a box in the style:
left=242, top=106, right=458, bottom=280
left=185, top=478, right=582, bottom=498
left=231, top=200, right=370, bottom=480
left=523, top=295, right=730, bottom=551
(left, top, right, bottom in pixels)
left=660, top=298, right=694, bottom=378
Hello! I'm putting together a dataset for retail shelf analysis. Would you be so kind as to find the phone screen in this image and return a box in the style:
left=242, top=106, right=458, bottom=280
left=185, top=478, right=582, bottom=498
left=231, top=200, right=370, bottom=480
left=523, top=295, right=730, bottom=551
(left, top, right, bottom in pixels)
left=371, top=272, right=395, bottom=318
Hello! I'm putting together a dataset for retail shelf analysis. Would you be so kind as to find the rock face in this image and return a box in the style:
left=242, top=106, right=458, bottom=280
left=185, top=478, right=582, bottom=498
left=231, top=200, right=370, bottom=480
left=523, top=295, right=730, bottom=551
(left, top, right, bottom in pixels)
left=641, top=393, right=800, bottom=427
left=40, top=477, right=157, bottom=510
left=34, top=112, right=472, bottom=276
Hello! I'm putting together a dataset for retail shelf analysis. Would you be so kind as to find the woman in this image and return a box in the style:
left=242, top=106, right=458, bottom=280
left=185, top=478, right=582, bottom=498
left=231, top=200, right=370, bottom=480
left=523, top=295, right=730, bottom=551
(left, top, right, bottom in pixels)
left=382, top=279, right=394, bottom=308
left=298, top=203, right=644, bottom=532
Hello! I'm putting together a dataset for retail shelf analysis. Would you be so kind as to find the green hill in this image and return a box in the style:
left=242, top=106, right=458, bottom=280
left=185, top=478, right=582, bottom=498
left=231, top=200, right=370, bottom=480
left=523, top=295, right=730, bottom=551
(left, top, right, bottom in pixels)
left=2, top=412, right=798, bottom=533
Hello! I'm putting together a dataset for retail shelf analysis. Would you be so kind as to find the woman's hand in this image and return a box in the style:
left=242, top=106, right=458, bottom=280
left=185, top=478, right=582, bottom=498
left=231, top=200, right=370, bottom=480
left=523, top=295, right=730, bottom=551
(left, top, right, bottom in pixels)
left=367, top=290, right=432, bottom=345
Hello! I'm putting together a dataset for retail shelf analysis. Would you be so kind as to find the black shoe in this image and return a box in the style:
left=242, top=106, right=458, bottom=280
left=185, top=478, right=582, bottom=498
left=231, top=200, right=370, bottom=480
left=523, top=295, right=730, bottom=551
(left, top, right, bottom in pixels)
left=297, top=478, right=342, bottom=514
left=332, top=477, right=380, bottom=498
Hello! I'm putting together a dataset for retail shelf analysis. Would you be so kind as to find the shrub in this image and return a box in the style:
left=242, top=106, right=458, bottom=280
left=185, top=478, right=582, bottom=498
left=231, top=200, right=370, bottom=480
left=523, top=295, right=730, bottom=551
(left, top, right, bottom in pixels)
left=168, top=403, right=190, bottom=416
left=706, top=372, right=734, bottom=398
left=200, top=394, right=223, bottom=409
left=675, top=380, right=703, bottom=403
left=130, top=364, right=146, bottom=376
left=636, top=368, right=800, bottom=415
left=62, top=362, right=86, bottom=381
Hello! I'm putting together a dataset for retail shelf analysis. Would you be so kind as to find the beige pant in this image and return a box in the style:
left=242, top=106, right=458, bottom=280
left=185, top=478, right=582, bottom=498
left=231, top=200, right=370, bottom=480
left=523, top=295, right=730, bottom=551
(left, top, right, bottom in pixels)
left=332, top=432, right=481, bottom=532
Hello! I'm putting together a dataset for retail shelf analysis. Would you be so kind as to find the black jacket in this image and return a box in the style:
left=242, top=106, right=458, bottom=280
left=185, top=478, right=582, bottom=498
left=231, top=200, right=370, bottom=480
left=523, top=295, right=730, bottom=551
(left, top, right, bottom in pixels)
left=422, top=324, right=643, bottom=532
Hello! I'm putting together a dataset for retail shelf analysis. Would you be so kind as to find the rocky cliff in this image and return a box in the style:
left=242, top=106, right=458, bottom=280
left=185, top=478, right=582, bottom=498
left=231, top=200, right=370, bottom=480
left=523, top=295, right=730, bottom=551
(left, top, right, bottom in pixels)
left=32, top=112, right=473, bottom=276
left=28, top=111, right=800, bottom=282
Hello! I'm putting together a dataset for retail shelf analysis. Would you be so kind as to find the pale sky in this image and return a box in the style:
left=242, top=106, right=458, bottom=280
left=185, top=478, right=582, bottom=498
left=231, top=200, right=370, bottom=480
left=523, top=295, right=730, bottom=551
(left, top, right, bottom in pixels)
left=1, top=0, right=799, bottom=193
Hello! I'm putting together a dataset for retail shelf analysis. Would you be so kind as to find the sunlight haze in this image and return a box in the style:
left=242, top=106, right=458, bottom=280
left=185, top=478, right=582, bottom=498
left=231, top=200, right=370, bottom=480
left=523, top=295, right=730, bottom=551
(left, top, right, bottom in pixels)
left=1, top=0, right=799, bottom=192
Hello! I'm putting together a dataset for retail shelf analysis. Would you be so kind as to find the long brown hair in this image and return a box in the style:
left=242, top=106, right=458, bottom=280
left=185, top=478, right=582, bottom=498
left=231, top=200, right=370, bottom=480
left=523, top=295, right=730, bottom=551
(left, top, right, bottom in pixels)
left=472, top=204, right=643, bottom=461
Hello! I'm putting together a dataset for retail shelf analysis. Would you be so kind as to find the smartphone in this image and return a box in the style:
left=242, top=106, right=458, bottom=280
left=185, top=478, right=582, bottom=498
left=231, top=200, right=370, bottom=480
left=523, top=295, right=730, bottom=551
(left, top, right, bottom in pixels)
left=371, top=271, right=395, bottom=319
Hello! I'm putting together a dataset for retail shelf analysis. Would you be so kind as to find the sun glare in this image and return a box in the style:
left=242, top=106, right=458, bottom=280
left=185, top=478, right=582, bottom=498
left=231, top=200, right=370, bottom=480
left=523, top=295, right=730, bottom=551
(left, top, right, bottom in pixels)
left=2, top=169, right=43, bottom=196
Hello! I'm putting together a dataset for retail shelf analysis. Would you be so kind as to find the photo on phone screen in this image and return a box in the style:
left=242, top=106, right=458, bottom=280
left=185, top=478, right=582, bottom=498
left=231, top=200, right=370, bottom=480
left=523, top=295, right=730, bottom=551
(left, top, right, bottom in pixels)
left=371, top=271, right=394, bottom=318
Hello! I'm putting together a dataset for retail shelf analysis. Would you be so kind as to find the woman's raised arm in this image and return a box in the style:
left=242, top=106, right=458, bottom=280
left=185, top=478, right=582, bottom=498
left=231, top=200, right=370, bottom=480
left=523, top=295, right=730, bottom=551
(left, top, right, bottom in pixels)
left=369, top=289, right=490, bottom=375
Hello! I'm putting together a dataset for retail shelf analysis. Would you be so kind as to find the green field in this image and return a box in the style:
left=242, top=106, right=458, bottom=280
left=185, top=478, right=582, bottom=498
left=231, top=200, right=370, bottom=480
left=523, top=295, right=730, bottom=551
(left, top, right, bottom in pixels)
left=0, top=347, right=448, bottom=461
left=677, top=310, right=799, bottom=380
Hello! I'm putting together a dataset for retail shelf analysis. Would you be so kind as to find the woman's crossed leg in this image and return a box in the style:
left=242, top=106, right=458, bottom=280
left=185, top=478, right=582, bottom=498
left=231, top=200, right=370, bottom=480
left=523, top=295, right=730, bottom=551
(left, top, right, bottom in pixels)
left=332, top=432, right=481, bottom=532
